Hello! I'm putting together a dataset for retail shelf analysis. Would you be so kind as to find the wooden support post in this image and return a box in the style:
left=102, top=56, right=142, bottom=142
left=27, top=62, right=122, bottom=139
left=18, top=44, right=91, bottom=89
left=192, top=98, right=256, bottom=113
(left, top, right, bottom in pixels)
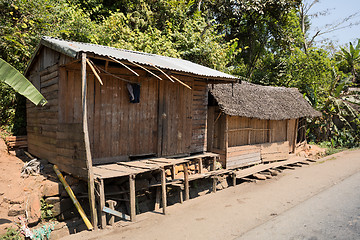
left=198, top=158, right=203, bottom=174
left=171, top=165, right=176, bottom=179
left=154, top=187, right=161, bottom=211
left=179, top=189, right=183, bottom=204
left=212, top=156, right=217, bottom=171
left=99, top=179, right=106, bottom=228
left=81, top=53, right=97, bottom=230
left=129, top=174, right=136, bottom=222
left=212, top=176, right=217, bottom=193
left=232, top=172, right=236, bottom=187
left=183, top=163, right=190, bottom=201
left=106, top=200, right=117, bottom=226
left=161, top=168, right=167, bottom=215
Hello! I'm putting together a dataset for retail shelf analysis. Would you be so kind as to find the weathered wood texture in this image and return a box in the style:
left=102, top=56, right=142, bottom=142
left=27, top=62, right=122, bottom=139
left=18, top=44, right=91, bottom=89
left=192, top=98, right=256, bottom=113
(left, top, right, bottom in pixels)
left=58, top=65, right=207, bottom=163
left=27, top=46, right=210, bottom=176
left=226, top=145, right=261, bottom=169
left=287, top=119, right=297, bottom=153
left=56, top=123, right=87, bottom=178
left=260, top=141, right=289, bottom=162
left=159, top=76, right=193, bottom=156
left=26, top=47, right=61, bottom=162
left=191, top=80, right=208, bottom=153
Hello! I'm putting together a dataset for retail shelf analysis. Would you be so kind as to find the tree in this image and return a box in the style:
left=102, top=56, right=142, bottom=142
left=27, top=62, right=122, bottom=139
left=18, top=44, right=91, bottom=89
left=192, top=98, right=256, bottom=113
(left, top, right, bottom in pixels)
left=336, top=40, right=360, bottom=83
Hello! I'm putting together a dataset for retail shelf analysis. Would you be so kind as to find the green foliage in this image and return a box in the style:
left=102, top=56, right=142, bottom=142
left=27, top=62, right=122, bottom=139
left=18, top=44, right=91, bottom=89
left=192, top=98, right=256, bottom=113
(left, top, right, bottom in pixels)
left=0, top=227, right=22, bottom=240
left=40, top=198, right=53, bottom=220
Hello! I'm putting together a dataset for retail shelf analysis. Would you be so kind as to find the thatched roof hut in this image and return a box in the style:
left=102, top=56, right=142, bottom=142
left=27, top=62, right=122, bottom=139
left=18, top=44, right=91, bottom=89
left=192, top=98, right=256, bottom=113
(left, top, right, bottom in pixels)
left=207, top=82, right=320, bottom=169
left=209, top=82, right=321, bottom=120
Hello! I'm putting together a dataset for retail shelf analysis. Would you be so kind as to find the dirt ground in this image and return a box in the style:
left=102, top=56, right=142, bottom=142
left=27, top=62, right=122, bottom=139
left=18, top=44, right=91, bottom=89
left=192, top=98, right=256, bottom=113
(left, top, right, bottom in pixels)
left=0, top=138, right=45, bottom=234
left=60, top=149, right=360, bottom=240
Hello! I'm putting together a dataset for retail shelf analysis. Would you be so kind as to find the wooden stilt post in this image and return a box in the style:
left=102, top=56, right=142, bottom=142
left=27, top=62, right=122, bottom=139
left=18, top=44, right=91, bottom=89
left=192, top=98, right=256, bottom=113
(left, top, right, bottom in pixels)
left=198, top=158, right=203, bottom=174
left=212, top=176, right=217, bottom=193
left=160, top=168, right=167, bottom=215
left=232, top=172, right=236, bottom=187
left=129, top=174, right=136, bottom=222
left=81, top=53, right=97, bottom=230
left=99, top=179, right=106, bottom=228
left=184, top=163, right=190, bottom=201
left=154, top=187, right=161, bottom=211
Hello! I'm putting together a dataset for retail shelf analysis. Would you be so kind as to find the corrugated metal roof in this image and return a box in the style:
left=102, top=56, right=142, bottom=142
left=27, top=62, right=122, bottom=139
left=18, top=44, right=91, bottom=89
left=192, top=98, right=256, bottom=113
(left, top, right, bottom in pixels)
left=38, top=36, right=238, bottom=81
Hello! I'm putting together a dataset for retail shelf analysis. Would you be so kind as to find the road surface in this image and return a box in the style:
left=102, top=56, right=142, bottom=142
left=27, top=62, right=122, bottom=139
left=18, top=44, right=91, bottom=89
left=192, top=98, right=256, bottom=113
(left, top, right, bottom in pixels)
left=61, top=150, right=360, bottom=240
left=237, top=170, right=360, bottom=240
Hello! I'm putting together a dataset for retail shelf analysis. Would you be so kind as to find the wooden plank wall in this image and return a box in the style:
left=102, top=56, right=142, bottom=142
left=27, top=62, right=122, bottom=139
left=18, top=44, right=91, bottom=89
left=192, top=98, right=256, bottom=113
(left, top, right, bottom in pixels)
left=56, top=123, right=87, bottom=178
left=160, top=76, right=193, bottom=156
left=260, top=141, right=289, bottom=162
left=226, top=145, right=261, bottom=169
left=228, top=117, right=269, bottom=147
left=287, top=119, right=297, bottom=152
left=59, top=65, right=206, bottom=163
left=191, top=79, right=208, bottom=153
left=270, top=120, right=287, bottom=142
left=59, top=66, right=160, bottom=163
left=27, top=47, right=60, bottom=162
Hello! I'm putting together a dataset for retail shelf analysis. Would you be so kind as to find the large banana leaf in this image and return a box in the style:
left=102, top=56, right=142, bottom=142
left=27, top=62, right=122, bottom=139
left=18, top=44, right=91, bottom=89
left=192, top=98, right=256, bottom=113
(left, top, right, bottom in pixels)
left=0, top=58, right=47, bottom=106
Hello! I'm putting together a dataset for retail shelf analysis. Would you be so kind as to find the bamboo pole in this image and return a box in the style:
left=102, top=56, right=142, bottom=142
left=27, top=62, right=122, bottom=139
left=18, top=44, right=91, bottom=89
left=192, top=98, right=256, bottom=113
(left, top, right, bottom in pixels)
left=53, top=165, right=93, bottom=230
left=108, top=56, right=139, bottom=76
left=86, top=58, right=103, bottom=85
left=82, top=53, right=98, bottom=229
left=170, top=75, right=192, bottom=90
left=126, top=60, right=162, bottom=80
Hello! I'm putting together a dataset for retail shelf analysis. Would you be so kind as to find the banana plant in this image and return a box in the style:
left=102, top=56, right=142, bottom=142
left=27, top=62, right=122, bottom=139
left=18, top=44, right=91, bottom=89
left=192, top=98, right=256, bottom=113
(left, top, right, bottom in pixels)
left=0, top=58, right=47, bottom=106
left=336, top=40, right=360, bottom=83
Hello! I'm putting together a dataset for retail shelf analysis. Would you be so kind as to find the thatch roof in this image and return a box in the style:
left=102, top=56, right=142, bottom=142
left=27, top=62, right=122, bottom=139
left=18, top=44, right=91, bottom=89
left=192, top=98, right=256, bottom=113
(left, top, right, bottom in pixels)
left=209, top=82, right=321, bottom=120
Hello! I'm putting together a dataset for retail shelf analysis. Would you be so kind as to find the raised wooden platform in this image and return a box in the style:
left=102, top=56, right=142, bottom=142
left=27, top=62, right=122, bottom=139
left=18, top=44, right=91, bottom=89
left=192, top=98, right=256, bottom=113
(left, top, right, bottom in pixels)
left=93, top=152, right=309, bottom=229
left=92, top=152, right=219, bottom=228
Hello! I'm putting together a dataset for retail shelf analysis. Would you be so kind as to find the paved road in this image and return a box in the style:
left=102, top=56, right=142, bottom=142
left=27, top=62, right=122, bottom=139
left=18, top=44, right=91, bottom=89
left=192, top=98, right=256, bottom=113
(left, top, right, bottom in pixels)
left=237, top=171, right=360, bottom=240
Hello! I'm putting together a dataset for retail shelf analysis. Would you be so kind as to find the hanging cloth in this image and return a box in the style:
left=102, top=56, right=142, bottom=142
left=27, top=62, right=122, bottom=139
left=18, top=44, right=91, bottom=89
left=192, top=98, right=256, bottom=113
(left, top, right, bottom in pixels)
left=127, top=83, right=140, bottom=103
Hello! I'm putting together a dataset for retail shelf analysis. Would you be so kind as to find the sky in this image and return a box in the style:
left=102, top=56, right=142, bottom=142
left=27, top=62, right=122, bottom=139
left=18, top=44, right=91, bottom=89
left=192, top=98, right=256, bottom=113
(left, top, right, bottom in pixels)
left=307, top=0, right=360, bottom=47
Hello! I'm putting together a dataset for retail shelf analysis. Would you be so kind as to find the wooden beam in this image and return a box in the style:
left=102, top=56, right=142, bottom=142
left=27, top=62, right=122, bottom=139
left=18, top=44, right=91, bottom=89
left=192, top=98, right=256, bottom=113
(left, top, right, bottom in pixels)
left=81, top=53, right=97, bottom=230
left=129, top=174, right=136, bottom=222
left=99, top=179, right=106, bottom=228
left=183, top=163, right=190, bottom=201
left=161, top=168, right=167, bottom=215
left=126, top=60, right=162, bottom=81
left=108, top=56, right=139, bottom=76
left=86, top=58, right=103, bottom=85
left=147, top=63, right=174, bottom=82
left=170, top=75, right=192, bottom=90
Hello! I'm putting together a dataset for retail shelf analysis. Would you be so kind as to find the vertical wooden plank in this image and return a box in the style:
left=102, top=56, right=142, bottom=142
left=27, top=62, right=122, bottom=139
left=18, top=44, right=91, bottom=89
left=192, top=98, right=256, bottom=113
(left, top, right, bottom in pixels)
left=154, top=187, right=161, bottom=211
left=87, top=74, right=95, bottom=155
left=58, top=67, right=66, bottom=123
left=161, top=168, right=167, bottom=215
left=93, top=75, right=101, bottom=159
left=129, top=174, right=136, bottom=222
left=81, top=53, right=97, bottom=230
left=105, top=76, right=112, bottom=157
left=112, top=77, right=119, bottom=156
left=183, top=163, right=189, bottom=201
left=99, top=179, right=106, bottom=228
left=207, top=106, right=215, bottom=152
left=157, top=80, right=164, bottom=156
left=294, top=118, right=299, bottom=153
